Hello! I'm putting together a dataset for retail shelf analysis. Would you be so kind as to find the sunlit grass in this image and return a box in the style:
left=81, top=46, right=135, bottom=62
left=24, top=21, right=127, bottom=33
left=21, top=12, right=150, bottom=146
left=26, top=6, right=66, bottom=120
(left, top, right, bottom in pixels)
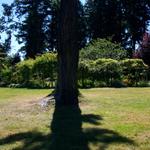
left=0, top=88, right=150, bottom=150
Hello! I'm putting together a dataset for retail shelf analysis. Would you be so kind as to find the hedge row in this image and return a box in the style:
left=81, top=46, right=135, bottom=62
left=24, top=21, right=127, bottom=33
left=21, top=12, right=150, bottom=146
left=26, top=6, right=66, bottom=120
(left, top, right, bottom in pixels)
left=79, top=59, right=150, bottom=87
left=0, top=52, right=149, bottom=88
left=0, top=53, right=57, bottom=88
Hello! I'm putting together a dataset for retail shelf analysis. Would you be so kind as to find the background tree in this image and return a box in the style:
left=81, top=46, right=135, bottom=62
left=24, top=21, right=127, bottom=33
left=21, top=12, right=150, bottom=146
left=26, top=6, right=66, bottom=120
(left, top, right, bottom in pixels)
left=85, top=0, right=123, bottom=42
left=76, top=0, right=87, bottom=49
left=1, top=0, right=86, bottom=56
left=43, top=0, right=59, bottom=51
left=3, top=31, right=12, bottom=54
left=14, top=0, right=46, bottom=58
left=122, top=0, right=150, bottom=57
left=1, top=0, right=150, bottom=59
left=85, top=0, right=150, bottom=56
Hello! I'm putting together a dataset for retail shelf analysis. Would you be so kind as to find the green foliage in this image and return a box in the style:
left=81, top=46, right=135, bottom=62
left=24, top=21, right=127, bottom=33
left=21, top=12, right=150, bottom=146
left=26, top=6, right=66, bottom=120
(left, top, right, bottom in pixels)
left=78, top=60, right=93, bottom=87
left=78, top=58, right=149, bottom=88
left=0, top=66, right=12, bottom=86
left=0, top=54, right=12, bottom=86
left=137, top=81, right=150, bottom=87
left=32, top=53, right=57, bottom=88
left=92, top=59, right=121, bottom=83
left=33, top=53, right=57, bottom=80
left=16, top=59, right=34, bottom=85
left=78, top=59, right=122, bottom=87
left=121, top=59, right=149, bottom=86
left=0, top=47, right=7, bottom=70
left=80, top=39, right=127, bottom=60
left=0, top=51, right=149, bottom=88
left=13, top=52, right=57, bottom=88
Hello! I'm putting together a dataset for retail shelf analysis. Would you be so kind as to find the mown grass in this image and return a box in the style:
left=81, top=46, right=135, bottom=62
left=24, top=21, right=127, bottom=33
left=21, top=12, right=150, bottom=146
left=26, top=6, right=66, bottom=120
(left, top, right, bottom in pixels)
left=0, top=88, right=150, bottom=150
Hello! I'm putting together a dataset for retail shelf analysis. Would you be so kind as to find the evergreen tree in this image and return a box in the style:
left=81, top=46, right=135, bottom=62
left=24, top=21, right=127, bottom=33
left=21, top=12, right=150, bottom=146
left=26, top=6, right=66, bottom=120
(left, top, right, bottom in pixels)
left=77, top=0, right=87, bottom=49
left=1, top=0, right=86, bottom=58
left=3, top=31, right=12, bottom=53
left=14, top=0, right=46, bottom=58
left=85, top=0, right=150, bottom=56
left=43, top=0, right=59, bottom=51
left=123, top=0, right=150, bottom=56
left=85, top=0, right=123, bottom=42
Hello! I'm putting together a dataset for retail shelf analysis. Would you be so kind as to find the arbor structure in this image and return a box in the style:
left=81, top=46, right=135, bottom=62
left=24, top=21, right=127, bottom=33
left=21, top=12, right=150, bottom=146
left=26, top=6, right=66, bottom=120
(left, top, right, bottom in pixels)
left=56, top=0, right=79, bottom=106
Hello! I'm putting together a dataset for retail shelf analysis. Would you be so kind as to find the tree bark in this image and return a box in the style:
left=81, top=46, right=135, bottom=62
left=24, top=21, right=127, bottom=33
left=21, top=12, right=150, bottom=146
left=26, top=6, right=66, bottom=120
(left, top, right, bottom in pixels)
left=56, top=0, right=79, bottom=106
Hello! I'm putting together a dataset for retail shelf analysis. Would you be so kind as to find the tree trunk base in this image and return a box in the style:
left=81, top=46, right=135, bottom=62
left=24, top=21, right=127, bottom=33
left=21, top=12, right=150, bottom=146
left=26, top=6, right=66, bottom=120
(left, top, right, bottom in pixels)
left=39, top=91, right=79, bottom=108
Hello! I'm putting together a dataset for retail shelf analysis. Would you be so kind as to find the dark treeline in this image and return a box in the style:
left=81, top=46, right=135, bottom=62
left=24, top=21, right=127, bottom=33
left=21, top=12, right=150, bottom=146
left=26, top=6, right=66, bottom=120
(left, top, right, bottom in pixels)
left=85, top=0, right=150, bottom=54
left=0, top=0, right=150, bottom=59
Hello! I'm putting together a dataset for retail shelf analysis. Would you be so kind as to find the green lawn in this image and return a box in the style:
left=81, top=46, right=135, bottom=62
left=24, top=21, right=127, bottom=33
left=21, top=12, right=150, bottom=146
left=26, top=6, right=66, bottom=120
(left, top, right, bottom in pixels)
left=0, top=88, right=150, bottom=150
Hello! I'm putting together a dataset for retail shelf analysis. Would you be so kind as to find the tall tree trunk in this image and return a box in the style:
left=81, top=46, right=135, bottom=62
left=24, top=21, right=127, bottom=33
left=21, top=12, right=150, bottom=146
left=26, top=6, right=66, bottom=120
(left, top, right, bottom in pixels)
left=56, top=0, right=79, bottom=106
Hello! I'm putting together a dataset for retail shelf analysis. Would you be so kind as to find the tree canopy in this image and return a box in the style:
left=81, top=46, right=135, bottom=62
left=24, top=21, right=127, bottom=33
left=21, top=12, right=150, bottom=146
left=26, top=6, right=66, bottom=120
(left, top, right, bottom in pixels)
left=1, top=0, right=150, bottom=58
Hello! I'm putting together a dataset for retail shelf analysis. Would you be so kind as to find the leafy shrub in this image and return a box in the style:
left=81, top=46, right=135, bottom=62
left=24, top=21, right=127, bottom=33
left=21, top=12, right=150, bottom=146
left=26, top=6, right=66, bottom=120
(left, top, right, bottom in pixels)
left=8, top=84, right=22, bottom=88
left=121, top=59, right=149, bottom=86
left=78, top=60, right=92, bottom=87
left=0, top=66, right=12, bottom=85
left=1, top=51, right=149, bottom=88
left=94, top=81, right=107, bottom=87
left=13, top=52, right=57, bottom=88
left=0, top=56, right=13, bottom=86
left=78, top=58, right=149, bottom=88
left=33, top=53, right=57, bottom=82
left=90, top=59, right=122, bottom=86
left=80, top=39, right=127, bottom=60
left=27, top=80, right=50, bottom=89
left=78, top=59, right=122, bottom=87
left=15, top=59, right=34, bottom=85
left=137, top=81, right=150, bottom=87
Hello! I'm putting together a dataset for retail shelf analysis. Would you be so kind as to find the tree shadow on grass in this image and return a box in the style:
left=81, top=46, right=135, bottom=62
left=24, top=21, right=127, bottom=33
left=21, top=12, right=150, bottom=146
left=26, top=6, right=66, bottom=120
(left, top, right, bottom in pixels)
left=0, top=106, right=135, bottom=150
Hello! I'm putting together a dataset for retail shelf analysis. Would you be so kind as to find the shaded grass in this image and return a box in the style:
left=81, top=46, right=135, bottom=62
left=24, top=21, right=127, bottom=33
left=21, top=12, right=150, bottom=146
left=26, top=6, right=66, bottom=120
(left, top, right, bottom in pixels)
left=0, top=88, right=150, bottom=150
